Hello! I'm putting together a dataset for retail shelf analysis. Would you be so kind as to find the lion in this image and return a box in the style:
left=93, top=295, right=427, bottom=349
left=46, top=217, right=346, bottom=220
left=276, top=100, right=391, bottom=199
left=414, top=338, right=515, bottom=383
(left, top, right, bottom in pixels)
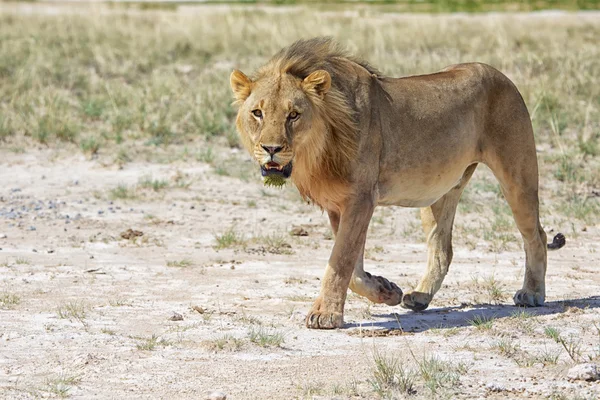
left=230, top=37, right=565, bottom=329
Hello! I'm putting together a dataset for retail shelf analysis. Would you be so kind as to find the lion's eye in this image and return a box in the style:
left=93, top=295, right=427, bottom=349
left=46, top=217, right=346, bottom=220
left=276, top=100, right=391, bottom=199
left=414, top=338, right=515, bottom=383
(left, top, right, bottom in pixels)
left=288, top=111, right=300, bottom=121
left=251, top=109, right=263, bottom=119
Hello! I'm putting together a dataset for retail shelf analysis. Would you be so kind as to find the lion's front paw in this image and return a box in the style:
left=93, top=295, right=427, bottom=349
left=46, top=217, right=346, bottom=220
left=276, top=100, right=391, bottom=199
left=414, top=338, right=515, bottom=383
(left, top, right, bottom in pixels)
left=305, top=310, right=344, bottom=329
left=305, top=297, right=344, bottom=329
left=513, top=289, right=545, bottom=307
left=400, top=291, right=431, bottom=312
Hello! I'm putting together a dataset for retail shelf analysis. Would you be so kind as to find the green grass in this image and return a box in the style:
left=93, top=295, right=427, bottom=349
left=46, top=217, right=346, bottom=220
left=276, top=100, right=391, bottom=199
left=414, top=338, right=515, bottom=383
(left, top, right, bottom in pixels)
left=43, top=373, right=82, bottom=398
left=166, top=259, right=193, bottom=268
left=468, top=314, right=495, bottom=330
left=0, top=292, right=20, bottom=309
left=482, top=274, right=506, bottom=304
left=254, top=233, right=294, bottom=254
left=205, top=334, right=245, bottom=352
left=369, top=349, right=415, bottom=397
left=138, top=175, right=168, bottom=191
left=135, top=334, right=171, bottom=351
left=544, top=326, right=561, bottom=342
left=214, top=227, right=245, bottom=249
left=56, top=301, right=87, bottom=323
left=0, top=5, right=598, bottom=231
left=416, top=355, right=464, bottom=396
left=511, top=309, right=536, bottom=320
left=247, top=326, right=285, bottom=348
left=544, top=327, right=583, bottom=362
left=109, top=184, right=136, bottom=200
left=493, top=338, right=519, bottom=358
left=79, top=136, right=101, bottom=156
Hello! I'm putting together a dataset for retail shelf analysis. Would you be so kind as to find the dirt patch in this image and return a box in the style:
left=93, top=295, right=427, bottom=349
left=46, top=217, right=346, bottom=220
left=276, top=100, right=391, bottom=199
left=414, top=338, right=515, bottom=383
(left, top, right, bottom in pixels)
left=0, top=149, right=599, bottom=399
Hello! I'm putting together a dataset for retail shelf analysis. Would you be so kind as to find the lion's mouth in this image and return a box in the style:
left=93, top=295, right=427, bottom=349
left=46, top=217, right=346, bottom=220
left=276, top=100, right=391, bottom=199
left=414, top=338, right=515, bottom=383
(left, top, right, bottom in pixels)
left=261, top=161, right=293, bottom=178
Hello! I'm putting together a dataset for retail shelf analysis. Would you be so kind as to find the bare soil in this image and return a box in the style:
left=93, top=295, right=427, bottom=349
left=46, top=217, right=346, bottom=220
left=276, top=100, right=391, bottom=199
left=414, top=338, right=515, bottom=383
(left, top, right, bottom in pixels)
left=1, top=148, right=599, bottom=399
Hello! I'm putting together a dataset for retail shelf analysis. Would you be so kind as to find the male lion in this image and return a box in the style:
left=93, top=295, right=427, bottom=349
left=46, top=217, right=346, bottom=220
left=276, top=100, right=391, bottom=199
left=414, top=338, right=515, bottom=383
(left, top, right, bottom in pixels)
left=230, top=38, right=565, bottom=329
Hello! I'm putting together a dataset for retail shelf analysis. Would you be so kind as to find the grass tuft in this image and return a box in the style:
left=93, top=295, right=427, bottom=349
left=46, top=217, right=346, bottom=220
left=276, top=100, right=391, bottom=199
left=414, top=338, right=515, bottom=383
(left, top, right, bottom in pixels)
left=205, top=334, right=244, bottom=352
left=369, top=349, right=415, bottom=397
left=166, top=259, right=193, bottom=268
left=56, top=301, right=87, bottom=323
left=135, top=334, right=171, bottom=351
left=109, top=184, right=136, bottom=200
left=138, top=175, right=168, bottom=192
left=468, top=314, right=495, bottom=330
left=0, top=292, right=20, bottom=309
left=214, top=227, right=245, bottom=250
left=247, top=326, right=285, bottom=348
left=43, top=373, right=82, bottom=398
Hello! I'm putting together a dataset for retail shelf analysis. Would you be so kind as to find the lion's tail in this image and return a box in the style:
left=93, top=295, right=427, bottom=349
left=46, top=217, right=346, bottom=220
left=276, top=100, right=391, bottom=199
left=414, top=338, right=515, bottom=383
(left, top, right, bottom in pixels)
left=547, top=233, right=566, bottom=250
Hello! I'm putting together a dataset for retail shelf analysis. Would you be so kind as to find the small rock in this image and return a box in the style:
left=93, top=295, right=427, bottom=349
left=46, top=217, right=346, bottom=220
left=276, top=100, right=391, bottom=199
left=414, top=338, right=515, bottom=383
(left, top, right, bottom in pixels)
left=0, top=233, right=6, bottom=239
left=28, top=226, right=36, bottom=231
left=486, top=382, right=505, bottom=392
left=169, top=312, right=184, bottom=321
left=120, top=229, right=143, bottom=240
left=567, top=363, right=600, bottom=381
left=206, top=391, right=226, bottom=400
left=192, top=305, right=205, bottom=314
left=290, top=226, right=309, bottom=236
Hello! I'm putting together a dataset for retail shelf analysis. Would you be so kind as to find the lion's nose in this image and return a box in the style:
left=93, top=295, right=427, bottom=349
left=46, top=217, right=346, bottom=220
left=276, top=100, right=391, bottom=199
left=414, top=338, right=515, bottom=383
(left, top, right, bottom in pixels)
left=261, top=145, right=283, bottom=155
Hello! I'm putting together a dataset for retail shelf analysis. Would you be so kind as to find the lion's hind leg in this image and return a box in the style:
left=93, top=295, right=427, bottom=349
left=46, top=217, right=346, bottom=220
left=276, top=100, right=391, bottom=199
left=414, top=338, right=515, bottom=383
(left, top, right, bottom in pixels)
left=486, top=156, right=548, bottom=307
left=401, top=164, right=477, bottom=311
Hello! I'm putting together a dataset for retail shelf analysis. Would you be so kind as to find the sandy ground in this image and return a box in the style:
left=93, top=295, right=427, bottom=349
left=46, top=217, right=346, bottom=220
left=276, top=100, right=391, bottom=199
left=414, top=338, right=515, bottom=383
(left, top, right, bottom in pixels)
left=0, top=148, right=599, bottom=399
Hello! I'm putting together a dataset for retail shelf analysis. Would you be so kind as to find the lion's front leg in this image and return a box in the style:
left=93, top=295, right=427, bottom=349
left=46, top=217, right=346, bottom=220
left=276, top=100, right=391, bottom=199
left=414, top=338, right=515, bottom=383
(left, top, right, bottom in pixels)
left=326, top=211, right=403, bottom=307
left=306, top=198, right=374, bottom=329
left=349, top=257, right=403, bottom=306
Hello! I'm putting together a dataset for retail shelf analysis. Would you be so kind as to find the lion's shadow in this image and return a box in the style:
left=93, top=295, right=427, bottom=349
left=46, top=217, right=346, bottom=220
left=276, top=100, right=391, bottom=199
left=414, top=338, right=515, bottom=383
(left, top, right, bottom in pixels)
left=344, top=296, right=600, bottom=333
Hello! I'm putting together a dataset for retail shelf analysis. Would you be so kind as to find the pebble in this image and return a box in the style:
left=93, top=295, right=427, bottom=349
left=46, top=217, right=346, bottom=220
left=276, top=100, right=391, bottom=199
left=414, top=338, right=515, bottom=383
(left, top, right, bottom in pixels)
left=169, top=312, right=184, bottom=321
left=28, top=226, right=36, bottom=231
left=206, top=391, right=226, bottom=400
left=486, top=382, right=505, bottom=392
left=567, top=363, right=600, bottom=381
left=0, top=234, right=6, bottom=239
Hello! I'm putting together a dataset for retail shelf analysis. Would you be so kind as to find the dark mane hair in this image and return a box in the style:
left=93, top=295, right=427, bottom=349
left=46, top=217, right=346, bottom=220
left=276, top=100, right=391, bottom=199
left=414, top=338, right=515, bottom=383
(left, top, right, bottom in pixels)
left=257, top=37, right=380, bottom=83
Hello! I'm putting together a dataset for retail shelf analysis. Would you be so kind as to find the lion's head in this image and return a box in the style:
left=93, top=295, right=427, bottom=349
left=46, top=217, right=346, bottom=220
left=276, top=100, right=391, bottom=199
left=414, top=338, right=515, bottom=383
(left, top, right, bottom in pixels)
left=230, top=67, right=331, bottom=181
left=229, top=38, right=371, bottom=200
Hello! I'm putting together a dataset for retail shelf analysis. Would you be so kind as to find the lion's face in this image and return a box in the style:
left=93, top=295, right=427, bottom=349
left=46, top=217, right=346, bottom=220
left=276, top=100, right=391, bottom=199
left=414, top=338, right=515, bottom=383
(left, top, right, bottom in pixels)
left=230, top=69, right=331, bottom=181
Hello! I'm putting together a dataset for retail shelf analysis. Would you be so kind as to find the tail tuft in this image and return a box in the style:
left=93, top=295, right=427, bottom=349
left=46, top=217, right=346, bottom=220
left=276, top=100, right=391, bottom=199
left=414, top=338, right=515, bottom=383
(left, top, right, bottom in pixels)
left=547, top=233, right=566, bottom=250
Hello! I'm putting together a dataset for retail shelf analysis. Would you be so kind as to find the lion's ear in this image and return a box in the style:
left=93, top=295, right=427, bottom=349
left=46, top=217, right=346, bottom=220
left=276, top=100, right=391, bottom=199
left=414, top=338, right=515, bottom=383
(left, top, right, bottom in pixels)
left=230, top=70, right=252, bottom=103
left=302, top=70, right=331, bottom=98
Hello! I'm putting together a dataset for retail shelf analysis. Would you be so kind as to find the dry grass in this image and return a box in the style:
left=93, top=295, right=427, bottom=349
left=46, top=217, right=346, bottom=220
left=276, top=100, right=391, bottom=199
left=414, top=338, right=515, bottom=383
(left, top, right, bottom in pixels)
left=0, top=5, right=596, bottom=236
left=0, top=292, right=20, bottom=309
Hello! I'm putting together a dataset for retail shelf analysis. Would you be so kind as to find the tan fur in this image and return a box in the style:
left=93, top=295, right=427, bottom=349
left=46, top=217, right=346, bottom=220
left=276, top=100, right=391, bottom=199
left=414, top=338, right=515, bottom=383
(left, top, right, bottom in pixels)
left=231, top=38, right=559, bottom=329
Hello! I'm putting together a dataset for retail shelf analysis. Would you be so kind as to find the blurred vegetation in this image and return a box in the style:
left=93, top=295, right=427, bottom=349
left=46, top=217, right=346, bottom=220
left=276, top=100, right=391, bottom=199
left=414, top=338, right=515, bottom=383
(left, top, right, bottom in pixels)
left=125, top=1, right=600, bottom=12
left=0, top=5, right=597, bottom=223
